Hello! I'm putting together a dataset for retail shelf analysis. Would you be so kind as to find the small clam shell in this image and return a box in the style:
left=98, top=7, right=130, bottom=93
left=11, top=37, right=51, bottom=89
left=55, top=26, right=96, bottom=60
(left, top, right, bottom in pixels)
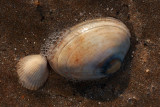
left=47, top=17, right=131, bottom=80
left=16, top=55, right=48, bottom=90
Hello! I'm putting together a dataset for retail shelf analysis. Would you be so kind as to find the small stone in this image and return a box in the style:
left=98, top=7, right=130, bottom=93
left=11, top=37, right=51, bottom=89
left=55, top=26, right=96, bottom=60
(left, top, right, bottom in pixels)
left=79, top=12, right=84, bottom=16
left=34, top=0, right=40, bottom=6
left=146, top=69, right=150, bottom=72
left=21, top=95, right=25, bottom=99
left=146, top=39, right=151, bottom=43
left=136, top=38, right=139, bottom=41
left=14, top=56, right=20, bottom=61
left=98, top=102, right=101, bottom=104
left=75, top=19, right=78, bottom=21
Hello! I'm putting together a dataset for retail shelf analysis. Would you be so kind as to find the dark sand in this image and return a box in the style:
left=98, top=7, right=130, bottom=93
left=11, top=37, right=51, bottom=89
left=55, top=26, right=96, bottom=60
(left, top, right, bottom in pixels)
left=0, top=0, right=160, bottom=106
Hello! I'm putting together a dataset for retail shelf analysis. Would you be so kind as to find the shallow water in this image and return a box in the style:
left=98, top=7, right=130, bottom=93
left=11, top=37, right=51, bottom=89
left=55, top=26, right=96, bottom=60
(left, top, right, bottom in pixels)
left=0, top=0, right=160, bottom=106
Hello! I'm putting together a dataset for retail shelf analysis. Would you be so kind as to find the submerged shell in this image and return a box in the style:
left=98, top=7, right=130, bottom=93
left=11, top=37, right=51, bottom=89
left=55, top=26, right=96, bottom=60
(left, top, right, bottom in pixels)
left=45, top=17, right=131, bottom=80
left=16, top=55, right=48, bottom=90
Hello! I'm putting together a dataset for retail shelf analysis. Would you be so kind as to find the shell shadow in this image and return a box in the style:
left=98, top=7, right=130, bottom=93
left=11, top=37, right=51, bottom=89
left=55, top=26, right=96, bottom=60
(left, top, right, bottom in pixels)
left=67, top=61, right=131, bottom=102
left=47, top=53, right=131, bottom=102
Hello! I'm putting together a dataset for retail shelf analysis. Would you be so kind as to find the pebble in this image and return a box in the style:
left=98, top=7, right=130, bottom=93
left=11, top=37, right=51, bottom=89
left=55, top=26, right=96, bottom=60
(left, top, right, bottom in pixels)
left=79, top=12, right=84, bottom=16
left=146, top=69, right=150, bottom=73
left=150, top=83, right=156, bottom=93
left=34, top=0, right=40, bottom=6
left=136, top=38, right=139, bottom=42
left=21, top=95, right=25, bottom=99
left=127, top=97, right=137, bottom=105
left=75, top=19, right=78, bottom=21
left=146, top=39, right=151, bottom=43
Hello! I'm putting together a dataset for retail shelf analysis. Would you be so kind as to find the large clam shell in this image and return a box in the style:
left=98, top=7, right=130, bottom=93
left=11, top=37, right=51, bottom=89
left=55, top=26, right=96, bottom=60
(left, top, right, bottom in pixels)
left=46, top=17, right=131, bottom=80
left=16, top=55, right=48, bottom=90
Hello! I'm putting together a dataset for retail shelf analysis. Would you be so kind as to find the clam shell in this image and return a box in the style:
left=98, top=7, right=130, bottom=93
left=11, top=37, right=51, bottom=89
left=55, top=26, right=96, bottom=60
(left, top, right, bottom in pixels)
left=46, top=17, right=131, bottom=80
left=16, top=55, right=48, bottom=90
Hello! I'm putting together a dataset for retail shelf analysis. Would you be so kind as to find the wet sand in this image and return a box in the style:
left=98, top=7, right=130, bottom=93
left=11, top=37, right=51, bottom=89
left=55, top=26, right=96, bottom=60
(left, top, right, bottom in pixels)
left=0, top=0, right=160, bottom=106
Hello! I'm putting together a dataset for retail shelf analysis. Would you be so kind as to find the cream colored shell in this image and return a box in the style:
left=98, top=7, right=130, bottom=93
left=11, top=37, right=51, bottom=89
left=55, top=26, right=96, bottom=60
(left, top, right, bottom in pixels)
left=16, top=55, right=48, bottom=90
left=47, top=17, right=131, bottom=80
